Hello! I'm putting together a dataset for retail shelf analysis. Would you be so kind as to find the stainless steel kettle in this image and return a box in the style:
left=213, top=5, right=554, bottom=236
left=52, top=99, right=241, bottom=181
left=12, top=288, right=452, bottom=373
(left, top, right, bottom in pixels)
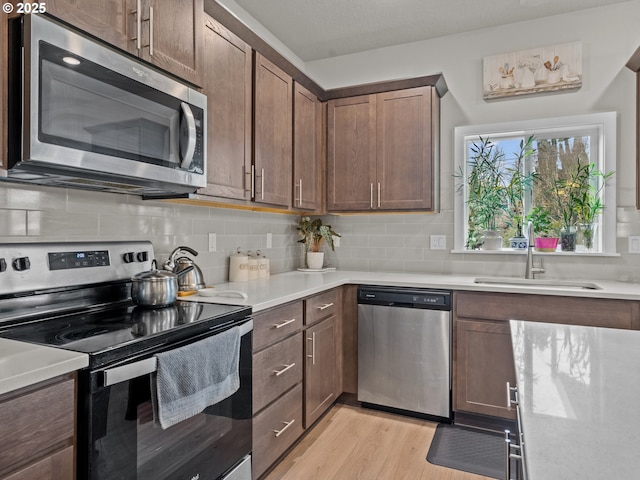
left=163, top=246, right=206, bottom=291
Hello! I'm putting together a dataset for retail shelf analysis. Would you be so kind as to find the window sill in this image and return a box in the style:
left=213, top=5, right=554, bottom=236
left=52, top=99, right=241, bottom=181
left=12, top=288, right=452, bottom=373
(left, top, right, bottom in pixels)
left=451, top=249, right=620, bottom=257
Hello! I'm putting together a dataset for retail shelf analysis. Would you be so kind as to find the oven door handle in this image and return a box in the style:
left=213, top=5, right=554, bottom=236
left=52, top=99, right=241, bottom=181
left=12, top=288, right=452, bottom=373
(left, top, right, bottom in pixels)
left=102, top=319, right=253, bottom=387
left=103, top=357, right=158, bottom=387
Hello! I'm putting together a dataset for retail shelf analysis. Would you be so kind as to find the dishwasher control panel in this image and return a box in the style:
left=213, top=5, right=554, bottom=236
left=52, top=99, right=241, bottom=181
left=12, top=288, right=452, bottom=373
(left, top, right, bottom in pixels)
left=357, top=286, right=452, bottom=310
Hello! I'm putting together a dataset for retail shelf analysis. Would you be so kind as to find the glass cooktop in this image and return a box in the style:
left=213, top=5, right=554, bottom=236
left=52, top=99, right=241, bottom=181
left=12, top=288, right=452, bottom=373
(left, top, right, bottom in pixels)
left=0, top=301, right=251, bottom=368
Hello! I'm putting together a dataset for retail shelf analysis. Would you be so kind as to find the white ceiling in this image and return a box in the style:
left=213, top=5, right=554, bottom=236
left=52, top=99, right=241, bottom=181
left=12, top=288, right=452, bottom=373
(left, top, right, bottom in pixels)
left=220, top=0, right=632, bottom=62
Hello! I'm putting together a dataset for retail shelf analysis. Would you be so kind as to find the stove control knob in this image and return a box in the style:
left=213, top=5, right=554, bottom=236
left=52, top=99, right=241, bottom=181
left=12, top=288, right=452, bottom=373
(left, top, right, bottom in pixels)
left=0, top=258, right=6, bottom=272
left=123, top=252, right=135, bottom=263
left=13, top=257, right=31, bottom=271
left=137, top=251, right=149, bottom=262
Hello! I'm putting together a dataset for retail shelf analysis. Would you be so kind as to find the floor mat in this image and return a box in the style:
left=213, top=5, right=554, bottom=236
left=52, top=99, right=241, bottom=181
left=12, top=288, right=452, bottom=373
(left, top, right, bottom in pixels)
left=426, top=424, right=504, bottom=479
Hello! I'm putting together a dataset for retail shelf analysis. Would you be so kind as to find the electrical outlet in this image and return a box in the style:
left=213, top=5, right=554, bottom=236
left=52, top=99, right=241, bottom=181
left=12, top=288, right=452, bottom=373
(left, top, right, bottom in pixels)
left=333, top=235, right=340, bottom=247
left=430, top=235, right=446, bottom=250
left=208, top=233, right=216, bottom=252
left=266, top=233, right=272, bottom=249
left=629, top=236, right=640, bottom=254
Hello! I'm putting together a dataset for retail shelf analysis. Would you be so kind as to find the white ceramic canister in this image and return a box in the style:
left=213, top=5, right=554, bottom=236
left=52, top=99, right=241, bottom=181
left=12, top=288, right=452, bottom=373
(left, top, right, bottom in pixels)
left=229, top=248, right=249, bottom=282
left=248, top=251, right=259, bottom=281
left=257, top=251, right=268, bottom=278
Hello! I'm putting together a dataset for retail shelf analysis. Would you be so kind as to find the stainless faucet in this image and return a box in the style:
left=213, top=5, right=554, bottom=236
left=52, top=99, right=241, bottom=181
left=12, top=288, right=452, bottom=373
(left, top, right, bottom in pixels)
left=525, top=221, right=545, bottom=279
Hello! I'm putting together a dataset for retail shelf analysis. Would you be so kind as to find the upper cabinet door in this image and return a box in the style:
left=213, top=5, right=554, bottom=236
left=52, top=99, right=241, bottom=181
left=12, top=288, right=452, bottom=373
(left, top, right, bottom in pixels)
left=293, top=83, right=320, bottom=211
left=327, top=95, right=377, bottom=211
left=254, top=53, right=293, bottom=207
left=46, top=0, right=203, bottom=86
left=141, top=0, right=203, bottom=86
left=376, top=86, right=434, bottom=210
left=198, top=15, right=252, bottom=201
left=45, top=0, right=134, bottom=52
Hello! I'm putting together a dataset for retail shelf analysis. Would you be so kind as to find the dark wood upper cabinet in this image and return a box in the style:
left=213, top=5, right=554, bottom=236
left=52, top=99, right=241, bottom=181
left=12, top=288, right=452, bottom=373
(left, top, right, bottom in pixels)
left=46, top=0, right=203, bottom=86
left=327, top=86, right=438, bottom=212
left=293, top=83, right=320, bottom=211
left=626, top=46, right=640, bottom=209
left=198, top=15, right=252, bottom=200
left=327, top=95, right=377, bottom=211
left=376, top=87, right=435, bottom=210
left=45, top=0, right=132, bottom=51
left=253, top=53, right=293, bottom=208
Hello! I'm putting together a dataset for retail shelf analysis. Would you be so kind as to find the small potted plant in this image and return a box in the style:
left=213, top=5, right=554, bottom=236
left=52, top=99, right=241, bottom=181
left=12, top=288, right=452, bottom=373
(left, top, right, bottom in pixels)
left=525, top=206, right=558, bottom=252
left=297, top=216, right=340, bottom=269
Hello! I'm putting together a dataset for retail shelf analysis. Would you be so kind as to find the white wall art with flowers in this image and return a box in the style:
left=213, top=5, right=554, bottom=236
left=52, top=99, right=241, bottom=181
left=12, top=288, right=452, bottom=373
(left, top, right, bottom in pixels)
left=483, top=41, right=582, bottom=100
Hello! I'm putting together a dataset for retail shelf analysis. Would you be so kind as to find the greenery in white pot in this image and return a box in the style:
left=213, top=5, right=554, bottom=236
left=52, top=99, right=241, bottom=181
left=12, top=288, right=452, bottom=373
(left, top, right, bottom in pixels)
left=297, top=216, right=340, bottom=252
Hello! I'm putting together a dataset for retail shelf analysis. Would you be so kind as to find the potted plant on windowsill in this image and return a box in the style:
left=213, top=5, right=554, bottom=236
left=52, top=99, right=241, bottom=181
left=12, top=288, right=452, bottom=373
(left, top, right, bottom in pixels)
left=462, top=137, right=509, bottom=250
left=504, top=136, right=536, bottom=250
left=297, top=216, right=340, bottom=269
left=526, top=206, right=558, bottom=252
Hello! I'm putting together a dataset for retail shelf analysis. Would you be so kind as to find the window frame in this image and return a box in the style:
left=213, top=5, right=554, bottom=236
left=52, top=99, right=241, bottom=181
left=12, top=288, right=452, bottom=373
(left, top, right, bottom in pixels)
left=453, top=112, right=617, bottom=254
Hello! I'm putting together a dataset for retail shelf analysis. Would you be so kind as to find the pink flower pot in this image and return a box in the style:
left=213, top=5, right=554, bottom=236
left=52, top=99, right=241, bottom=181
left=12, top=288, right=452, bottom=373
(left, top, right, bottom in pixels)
left=534, top=237, right=559, bottom=252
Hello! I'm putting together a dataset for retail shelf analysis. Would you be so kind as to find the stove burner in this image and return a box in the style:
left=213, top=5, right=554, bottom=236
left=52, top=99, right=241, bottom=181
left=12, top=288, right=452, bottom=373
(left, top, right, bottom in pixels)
left=56, top=323, right=128, bottom=342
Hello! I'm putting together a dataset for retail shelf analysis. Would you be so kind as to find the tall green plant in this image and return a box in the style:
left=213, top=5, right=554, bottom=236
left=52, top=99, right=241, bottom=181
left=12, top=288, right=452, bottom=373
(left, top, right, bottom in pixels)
left=504, top=135, right=537, bottom=236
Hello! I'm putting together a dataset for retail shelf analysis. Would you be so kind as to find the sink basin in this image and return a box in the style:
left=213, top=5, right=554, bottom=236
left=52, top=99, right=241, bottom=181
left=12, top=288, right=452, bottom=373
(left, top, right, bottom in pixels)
left=474, top=277, right=602, bottom=290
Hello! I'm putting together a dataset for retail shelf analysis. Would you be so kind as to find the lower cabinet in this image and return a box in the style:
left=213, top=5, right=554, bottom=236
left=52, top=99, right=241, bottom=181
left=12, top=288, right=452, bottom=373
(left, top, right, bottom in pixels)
left=252, top=384, right=304, bottom=478
left=0, top=373, right=76, bottom=480
left=453, top=291, right=639, bottom=420
left=304, top=315, right=337, bottom=427
left=251, top=301, right=304, bottom=480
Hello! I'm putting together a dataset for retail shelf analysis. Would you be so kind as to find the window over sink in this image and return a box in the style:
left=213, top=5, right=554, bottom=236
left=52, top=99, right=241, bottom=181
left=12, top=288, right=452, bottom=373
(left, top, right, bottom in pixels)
left=453, top=112, right=617, bottom=254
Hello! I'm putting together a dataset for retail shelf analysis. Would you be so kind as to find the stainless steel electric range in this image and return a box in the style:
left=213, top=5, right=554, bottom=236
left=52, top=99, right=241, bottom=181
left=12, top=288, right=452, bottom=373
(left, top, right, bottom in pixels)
left=0, top=241, right=252, bottom=480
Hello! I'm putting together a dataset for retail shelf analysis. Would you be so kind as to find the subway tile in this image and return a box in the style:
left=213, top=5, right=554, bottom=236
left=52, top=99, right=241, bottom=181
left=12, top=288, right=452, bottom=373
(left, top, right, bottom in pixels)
left=28, top=210, right=99, bottom=236
left=0, top=210, right=27, bottom=236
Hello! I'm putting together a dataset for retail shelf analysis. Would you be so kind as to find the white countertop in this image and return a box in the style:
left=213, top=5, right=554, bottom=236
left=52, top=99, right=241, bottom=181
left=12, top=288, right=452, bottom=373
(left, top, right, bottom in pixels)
left=2, top=270, right=638, bottom=396
left=183, top=270, right=640, bottom=312
left=510, top=320, right=640, bottom=479
left=0, top=338, right=88, bottom=395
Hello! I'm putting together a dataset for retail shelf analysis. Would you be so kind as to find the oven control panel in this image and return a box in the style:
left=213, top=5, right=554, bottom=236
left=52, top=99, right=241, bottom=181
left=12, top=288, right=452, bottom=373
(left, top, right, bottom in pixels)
left=0, top=241, right=153, bottom=295
left=49, top=250, right=111, bottom=270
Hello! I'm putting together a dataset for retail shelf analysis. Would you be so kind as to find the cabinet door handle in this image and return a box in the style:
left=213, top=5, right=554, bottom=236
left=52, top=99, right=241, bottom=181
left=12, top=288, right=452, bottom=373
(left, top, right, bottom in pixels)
left=273, top=363, right=296, bottom=377
left=131, top=0, right=141, bottom=50
left=299, top=178, right=303, bottom=207
left=273, top=419, right=295, bottom=437
left=307, top=332, right=316, bottom=365
left=506, top=382, right=519, bottom=408
left=370, top=183, right=374, bottom=209
left=273, top=318, right=296, bottom=329
left=377, top=182, right=381, bottom=208
left=148, top=6, right=154, bottom=56
left=251, top=165, right=255, bottom=198
left=317, top=303, right=334, bottom=311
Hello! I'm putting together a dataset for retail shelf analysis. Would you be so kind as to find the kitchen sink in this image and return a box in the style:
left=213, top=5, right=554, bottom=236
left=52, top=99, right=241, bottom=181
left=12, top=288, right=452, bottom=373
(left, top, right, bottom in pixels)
left=474, top=277, right=602, bottom=290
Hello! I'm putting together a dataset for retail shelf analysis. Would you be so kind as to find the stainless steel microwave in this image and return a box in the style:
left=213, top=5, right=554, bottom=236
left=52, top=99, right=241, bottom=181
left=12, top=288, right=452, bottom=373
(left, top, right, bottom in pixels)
left=4, top=14, right=207, bottom=196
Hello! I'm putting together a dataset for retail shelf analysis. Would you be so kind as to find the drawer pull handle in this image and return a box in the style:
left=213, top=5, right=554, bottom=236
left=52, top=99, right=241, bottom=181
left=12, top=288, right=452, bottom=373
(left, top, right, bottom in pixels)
left=317, top=303, right=334, bottom=311
left=307, top=332, right=316, bottom=365
left=273, top=419, right=295, bottom=437
left=274, top=318, right=296, bottom=329
left=273, top=363, right=296, bottom=376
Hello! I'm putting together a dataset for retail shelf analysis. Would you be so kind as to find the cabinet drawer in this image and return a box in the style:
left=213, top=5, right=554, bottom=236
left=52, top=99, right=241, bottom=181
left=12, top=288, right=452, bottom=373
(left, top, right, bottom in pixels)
left=253, top=302, right=303, bottom=351
left=252, top=383, right=304, bottom=479
left=253, top=332, right=303, bottom=413
left=2, top=446, right=74, bottom=480
left=305, top=289, right=337, bottom=326
left=0, top=377, right=75, bottom=477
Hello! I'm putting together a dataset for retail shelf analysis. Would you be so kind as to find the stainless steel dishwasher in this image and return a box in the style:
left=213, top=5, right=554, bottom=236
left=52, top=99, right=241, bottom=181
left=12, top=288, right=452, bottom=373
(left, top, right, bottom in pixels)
left=357, top=285, right=452, bottom=420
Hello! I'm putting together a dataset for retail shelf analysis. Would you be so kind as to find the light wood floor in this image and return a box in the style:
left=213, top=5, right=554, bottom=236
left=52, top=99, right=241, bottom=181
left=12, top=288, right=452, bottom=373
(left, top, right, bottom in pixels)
left=264, top=403, right=494, bottom=480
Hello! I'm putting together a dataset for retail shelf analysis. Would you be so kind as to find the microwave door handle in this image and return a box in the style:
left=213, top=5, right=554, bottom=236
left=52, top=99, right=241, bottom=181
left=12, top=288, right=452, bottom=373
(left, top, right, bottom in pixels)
left=179, top=102, right=197, bottom=170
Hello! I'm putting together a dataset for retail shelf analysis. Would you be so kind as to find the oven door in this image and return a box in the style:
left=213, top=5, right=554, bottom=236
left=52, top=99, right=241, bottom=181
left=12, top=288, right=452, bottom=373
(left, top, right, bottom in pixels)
left=79, top=321, right=252, bottom=480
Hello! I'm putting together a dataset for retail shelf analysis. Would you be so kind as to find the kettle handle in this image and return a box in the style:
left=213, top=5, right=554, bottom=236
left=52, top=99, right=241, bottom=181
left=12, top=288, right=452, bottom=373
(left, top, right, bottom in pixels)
left=164, top=246, right=199, bottom=271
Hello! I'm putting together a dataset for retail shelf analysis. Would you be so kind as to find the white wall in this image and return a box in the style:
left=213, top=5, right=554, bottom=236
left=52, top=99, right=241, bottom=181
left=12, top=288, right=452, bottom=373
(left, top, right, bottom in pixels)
left=312, top=1, right=640, bottom=282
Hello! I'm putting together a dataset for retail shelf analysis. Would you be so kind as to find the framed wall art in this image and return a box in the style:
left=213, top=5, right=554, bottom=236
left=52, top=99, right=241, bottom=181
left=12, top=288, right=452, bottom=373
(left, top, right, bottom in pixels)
left=483, top=42, right=582, bottom=100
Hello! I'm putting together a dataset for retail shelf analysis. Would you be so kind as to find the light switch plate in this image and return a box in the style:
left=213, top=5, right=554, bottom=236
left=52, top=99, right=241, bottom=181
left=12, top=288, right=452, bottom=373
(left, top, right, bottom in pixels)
left=266, top=233, right=272, bottom=249
left=629, top=236, right=640, bottom=254
left=333, top=235, right=340, bottom=247
left=208, top=233, right=216, bottom=252
left=430, top=235, right=446, bottom=250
